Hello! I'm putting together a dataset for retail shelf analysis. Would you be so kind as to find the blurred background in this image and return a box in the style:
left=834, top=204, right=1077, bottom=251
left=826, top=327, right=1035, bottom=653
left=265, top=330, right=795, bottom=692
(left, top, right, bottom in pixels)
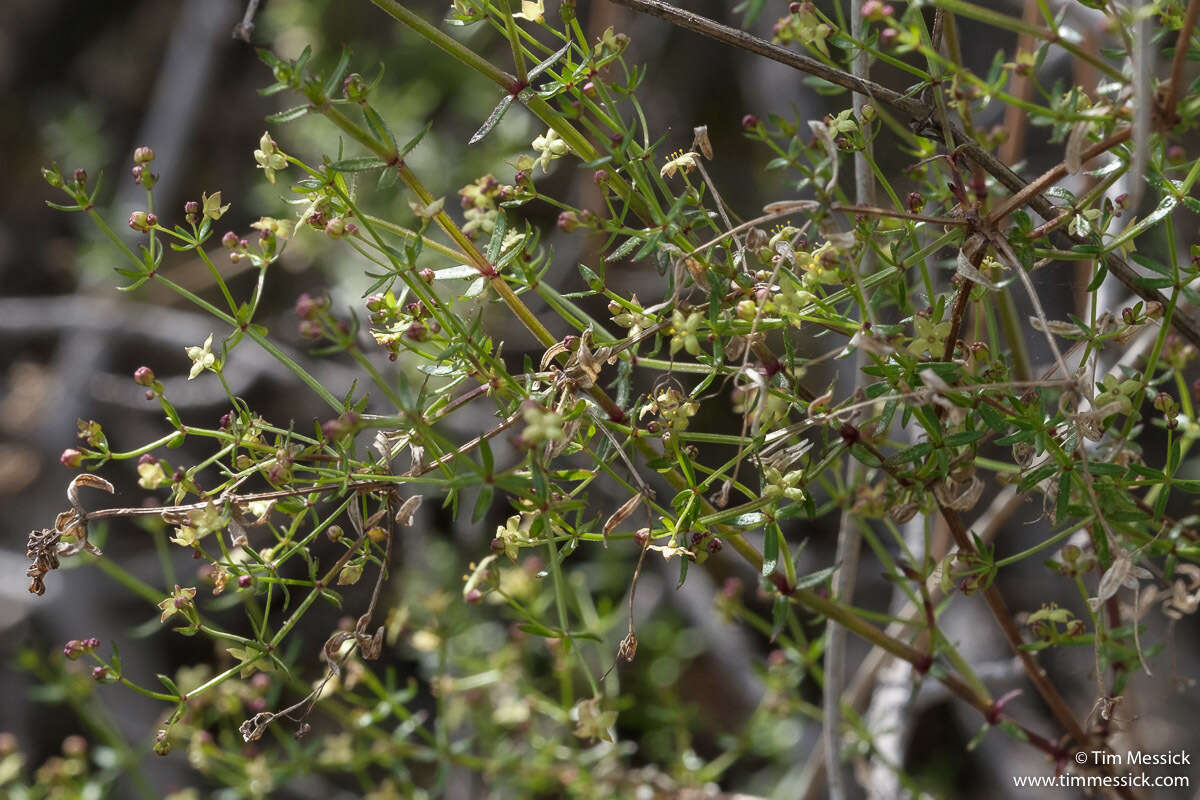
left=1, top=0, right=1198, bottom=797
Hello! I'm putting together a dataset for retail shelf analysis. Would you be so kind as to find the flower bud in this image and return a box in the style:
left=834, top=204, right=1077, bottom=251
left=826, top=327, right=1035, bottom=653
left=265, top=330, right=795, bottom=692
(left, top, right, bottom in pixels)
left=342, top=73, right=367, bottom=102
left=60, top=449, right=83, bottom=468
left=907, top=191, right=925, bottom=214
left=238, top=574, right=252, bottom=588
left=128, top=211, right=157, bottom=232
left=73, top=169, right=87, bottom=186
left=325, top=218, right=346, bottom=239
left=221, top=231, right=240, bottom=249
left=62, top=736, right=88, bottom=758
left=741, top=113, right=760, bottom=131
left=133, top=366, right=155, bottom=386
left=557, top=210, right=580, bottom=232
left=42, top=166, right=63, bottom=188
left=133, top=147, right=155, bottom=165
left=419, top=267, right=434, bottom=282
left=294, top=292, right=325, bottom=320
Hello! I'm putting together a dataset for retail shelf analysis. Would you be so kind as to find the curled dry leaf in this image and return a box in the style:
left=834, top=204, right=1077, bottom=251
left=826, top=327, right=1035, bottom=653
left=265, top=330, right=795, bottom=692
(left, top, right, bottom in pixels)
left=692, top=125, right=713, bottom=160
left=395, top=495, right=423, bottom=526
left=239, top=711, right=276, bottom=743
left=1029, top=317, right=1086, bottom=338
left=1089, top=548, right=1152, bottom=612
left=604, top=493, right=644, bottom=537
left=934, top=474, right=983, bottom=511
left=1064, top=120, right=1091, bottom=175
left=807, top=120, right=839, bottom=194
left=955, top=249, right=1002, bottom=290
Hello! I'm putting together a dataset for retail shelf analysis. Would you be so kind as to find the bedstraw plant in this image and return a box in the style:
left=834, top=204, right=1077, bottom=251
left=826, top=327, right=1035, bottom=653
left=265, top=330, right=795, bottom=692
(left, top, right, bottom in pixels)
left=15, top=0, right=1200, bottom=797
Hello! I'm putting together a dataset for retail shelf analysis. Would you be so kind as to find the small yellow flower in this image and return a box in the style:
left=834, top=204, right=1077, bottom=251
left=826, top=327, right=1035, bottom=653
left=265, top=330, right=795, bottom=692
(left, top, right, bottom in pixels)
left=249, top=217, right=289, bottom=239
left=669, top=310, right=704, bottom=356
left=522, top=404, right=564, bottom=443
left=185, top=334, right=217, bottom=380
left=495, top=514, right=528, bottom=562
left=158, top=585, right=197, bottom=623
left=137, top=460, right=168, bottom=490
left=531, top=129, right=569, bottom=173
left=660, top=150, right=699, bottom=179
left=170, top=502, right=226, bottom=548
left=253, top=131, right=287, bottom=184
left=201, top=191, right=230, bottom=221
left=908, top=315, right=951, bottom=358
left=573, top=696, right=617, bottom=742
left=512, top=0, right=544, bottom=22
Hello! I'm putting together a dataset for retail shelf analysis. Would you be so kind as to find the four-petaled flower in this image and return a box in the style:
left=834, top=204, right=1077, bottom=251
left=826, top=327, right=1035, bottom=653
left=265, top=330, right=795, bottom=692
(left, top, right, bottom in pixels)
left=573, top=696, right=617, bottom=742
left=669, top=310, right=704, bottom=356
left=512, top=0, right=544, bottom=22
left=170, top=502, right=226, bottom=548
left=660, top=150, right=699, bottom=179
left=253, top=131, right=288, bottom=184
left=186, top=334, right=218, bottom=380
left=495, top=514, right=528, bottom=562
left=763, top=467, right=806, bottom=502
left=531, top=129, right=569, bottom=173
left=908, top=314, right=951, bottom=357
left=648, top=541, right=695, bottom=561
left=137, top=459, right=168, bottom=490
left=158, top=585, right=197, bottom=623
left=201, top=190, right=230, bottom=221
left=522, top=404, right=564, bottom=443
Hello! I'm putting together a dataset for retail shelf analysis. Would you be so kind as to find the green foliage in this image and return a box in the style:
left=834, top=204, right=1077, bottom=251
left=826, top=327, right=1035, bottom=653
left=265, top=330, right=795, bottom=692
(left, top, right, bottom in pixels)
left=15, top=0, right=1200, bottom=797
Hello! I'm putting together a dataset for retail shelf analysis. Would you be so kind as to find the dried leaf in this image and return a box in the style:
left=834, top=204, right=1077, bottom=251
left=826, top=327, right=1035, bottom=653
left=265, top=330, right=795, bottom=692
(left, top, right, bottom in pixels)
left=692, top=125, right=713, bottom=160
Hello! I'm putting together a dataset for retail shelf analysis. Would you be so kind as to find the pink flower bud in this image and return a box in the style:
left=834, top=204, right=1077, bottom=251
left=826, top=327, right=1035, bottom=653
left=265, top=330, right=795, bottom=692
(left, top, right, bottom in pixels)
left=128, top=211, right=156, bottom=232
left=557, top=210, right=580, bottom=232
left=133, top=366, right=155, bottom=386
left=60, top=449, right=83, bottom=468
